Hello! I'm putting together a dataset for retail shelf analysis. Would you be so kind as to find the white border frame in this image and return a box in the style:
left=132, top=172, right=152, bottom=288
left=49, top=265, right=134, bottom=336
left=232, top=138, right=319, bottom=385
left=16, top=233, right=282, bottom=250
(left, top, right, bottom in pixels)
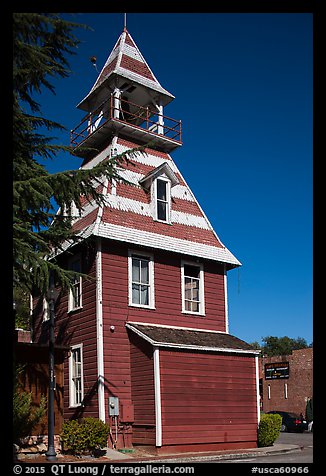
left=128, top=249, right=155, bottom=309
left=68, top=255, right=83, bottom=313
left=152, top=176, right=171, bottom=224
left=181, top=260, right=205, bottom=316
left=69, top=343, right=84, bottom=408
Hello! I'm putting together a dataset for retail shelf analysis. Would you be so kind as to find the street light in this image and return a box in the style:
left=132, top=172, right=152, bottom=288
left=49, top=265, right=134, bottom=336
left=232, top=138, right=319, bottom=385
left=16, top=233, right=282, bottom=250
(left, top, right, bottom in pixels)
left=45, top=277, right=60, bottom=462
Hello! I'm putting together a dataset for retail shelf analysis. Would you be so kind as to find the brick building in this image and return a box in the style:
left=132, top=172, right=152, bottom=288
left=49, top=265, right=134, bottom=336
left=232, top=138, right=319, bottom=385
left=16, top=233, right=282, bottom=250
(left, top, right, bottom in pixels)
left=259, top=348, right=313, bottom=417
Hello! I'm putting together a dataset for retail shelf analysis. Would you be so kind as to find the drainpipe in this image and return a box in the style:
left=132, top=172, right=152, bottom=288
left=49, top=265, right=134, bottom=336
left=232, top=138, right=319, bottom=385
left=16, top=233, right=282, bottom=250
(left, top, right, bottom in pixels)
left=224, top=265, right=229, bottom=333
left=255, top=355, right=261, bottom=424
left=153, top=346, right=162, bottom=447
left=96, top=237, right=105, bottom=422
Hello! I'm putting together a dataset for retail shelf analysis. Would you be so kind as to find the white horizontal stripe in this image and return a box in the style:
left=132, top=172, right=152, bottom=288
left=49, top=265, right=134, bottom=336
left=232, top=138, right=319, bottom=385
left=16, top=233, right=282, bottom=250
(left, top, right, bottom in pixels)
left=171, top=209, right=209, bottom=229
left=117, top=168, right=195, bottom=202
left=95, top=222, right=241, bottom=266
left=104, top=194, right=210, bottom=229
left=71, top=194, right=209, bottom=230
left=122, top=43, right=143, bottom=62
left=118, top=144, right=177, bottom=170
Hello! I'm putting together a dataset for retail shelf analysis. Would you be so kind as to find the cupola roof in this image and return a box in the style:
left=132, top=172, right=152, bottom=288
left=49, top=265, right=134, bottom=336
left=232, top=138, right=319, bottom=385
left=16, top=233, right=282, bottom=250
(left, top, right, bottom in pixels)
left=77, top=28, right=174, bottom=112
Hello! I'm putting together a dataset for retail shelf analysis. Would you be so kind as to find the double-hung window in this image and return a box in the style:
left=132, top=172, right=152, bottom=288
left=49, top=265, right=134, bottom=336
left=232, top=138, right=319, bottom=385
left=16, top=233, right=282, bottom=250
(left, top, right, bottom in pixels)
left=68, top=257, right=82, bottom=312
left=181, top=261, right=205, bottom=315
left=129, top=251, right=154, bottom=308
left=156, top=178, right=170, bottom=222
left=69, top=345, right=84, bottom=407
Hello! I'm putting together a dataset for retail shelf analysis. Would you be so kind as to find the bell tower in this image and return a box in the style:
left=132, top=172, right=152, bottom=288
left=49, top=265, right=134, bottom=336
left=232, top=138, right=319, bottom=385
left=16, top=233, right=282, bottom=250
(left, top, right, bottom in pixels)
left=71, top=28, right=182, bottom=162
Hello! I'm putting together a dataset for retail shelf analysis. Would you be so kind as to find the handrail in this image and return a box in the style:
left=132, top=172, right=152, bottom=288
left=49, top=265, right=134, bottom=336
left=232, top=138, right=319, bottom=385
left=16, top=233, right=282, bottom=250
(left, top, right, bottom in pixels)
left=70, top=95, right=182, bottom=148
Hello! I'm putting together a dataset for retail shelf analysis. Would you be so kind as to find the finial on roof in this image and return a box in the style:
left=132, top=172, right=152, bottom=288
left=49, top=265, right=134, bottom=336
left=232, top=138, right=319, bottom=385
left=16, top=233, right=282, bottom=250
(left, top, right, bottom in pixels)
left=124, top=13, right=127, bottom=31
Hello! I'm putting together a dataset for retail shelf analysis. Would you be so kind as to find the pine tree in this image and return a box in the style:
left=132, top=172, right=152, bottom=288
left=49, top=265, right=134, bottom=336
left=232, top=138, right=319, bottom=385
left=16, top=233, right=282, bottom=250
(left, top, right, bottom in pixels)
left=13, top=13, right=144, bottom=299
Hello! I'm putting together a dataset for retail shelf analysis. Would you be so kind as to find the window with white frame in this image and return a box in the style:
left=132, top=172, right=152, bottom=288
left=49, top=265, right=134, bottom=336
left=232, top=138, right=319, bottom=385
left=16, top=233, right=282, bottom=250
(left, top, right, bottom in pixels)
left=128, top=251, right=155, bottom=308
left=68, top=257, right=82, bottom=312
left=69, top=345, right=84, bottom=407
left=154, top=178, right=171, bottom=223
left=181, top=261, right=205, bottom=315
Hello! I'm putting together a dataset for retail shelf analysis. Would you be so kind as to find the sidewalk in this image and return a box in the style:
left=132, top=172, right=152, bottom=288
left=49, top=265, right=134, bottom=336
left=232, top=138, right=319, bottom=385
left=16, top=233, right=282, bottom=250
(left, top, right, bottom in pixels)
left=106, top=443, right=302, bottom=463
left=16, top=443, right=302, bottom=464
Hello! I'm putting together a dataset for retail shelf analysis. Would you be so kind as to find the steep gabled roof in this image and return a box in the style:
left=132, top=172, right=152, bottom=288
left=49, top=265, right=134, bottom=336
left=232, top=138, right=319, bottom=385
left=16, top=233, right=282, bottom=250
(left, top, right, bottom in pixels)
left=77, top=28, right=174, bottom=111
left=67, top=138, right=241, bottom=269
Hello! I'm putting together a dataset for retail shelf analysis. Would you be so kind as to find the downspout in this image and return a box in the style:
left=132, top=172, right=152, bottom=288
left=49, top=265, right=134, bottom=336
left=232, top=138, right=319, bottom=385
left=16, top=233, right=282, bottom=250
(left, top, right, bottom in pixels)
left=153, top=346, right=162, bottom=447
left=96, top=237, right=105, bottom=422
left=255, top=355, right=261, bottom=425
left=224, top=265, right=229, bottom=333
left=95, top=176, right=109, bottom=423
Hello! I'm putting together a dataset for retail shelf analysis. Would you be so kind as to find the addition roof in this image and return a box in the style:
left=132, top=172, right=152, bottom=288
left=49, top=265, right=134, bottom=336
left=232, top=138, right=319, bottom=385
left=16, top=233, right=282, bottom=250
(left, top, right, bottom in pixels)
left=126, top=322, right=260, bottom=355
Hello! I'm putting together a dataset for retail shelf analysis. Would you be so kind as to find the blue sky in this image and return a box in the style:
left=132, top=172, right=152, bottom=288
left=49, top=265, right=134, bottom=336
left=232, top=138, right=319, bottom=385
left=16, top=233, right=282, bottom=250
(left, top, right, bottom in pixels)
left=37, top=13, right=313, bottom=345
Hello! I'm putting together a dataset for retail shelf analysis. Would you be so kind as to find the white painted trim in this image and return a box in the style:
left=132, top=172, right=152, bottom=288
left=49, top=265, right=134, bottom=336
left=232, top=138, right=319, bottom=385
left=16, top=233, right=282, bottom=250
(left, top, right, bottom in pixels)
left=96, top=223, right=241, bottom=266
left=125, top=323, right=260, bottom=355
left=152, top=176, right=172, bottom=224
left=68, top=255, right=83, bottom=312
left=181, top=260, right=205, bottom=316
left=128, top=249, right=155, bottom=309
left=127, top=320, right=227, bottom=335
left=255, top=356, right=261, bottom=424
left=69, top=344, right=84, bottom=408
left=153, top=346, right=162, bottom=447
left=96, top=238, right=106, bottom=422
left=224, top=267, right=229, bottom=333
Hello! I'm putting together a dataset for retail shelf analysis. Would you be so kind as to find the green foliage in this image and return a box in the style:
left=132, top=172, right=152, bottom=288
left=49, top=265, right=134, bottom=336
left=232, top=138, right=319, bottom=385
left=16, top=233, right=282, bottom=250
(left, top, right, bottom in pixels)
left=61, top=418, right=110, bottom=455
left=250, top=336, right=311, bottom=356
left=258, top=413, right=282, bottom=447
left=13, top=366, right=47, bottom=442
left=13, top=13, right=146, bottom=296
left=13, top=287, right=31, bottom=330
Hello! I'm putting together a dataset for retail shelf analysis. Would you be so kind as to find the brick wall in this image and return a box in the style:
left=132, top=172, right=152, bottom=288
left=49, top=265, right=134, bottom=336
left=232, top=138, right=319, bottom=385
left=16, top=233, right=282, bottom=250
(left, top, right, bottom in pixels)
left=260, top=348, right=313, bottom=417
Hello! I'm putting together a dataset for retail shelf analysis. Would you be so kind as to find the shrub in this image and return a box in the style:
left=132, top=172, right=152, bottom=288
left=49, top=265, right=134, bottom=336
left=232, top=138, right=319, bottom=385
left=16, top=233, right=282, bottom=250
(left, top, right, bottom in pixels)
left=61, top=418, right=110, bottom=455
left=13, top=365, right=47, bottom=443
left=13, top=391, right=47, bottom=442
left=258, top=413, right=282, bottom=447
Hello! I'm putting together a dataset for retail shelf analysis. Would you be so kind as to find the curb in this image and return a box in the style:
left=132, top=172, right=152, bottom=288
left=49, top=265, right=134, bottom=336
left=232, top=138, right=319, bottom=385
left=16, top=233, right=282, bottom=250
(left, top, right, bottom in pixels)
left=107, top=444, right=303, bottom=464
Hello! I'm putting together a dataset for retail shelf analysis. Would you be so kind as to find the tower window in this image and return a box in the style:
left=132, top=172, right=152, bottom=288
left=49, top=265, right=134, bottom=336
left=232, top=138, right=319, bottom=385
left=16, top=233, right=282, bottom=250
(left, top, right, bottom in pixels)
left=155, top=178, right=171, bottom=223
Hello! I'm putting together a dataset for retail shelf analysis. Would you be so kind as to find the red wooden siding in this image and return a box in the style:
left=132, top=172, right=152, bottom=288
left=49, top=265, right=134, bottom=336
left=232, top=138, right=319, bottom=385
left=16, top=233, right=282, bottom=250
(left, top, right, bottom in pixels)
left=129, top=332, right=156, bottom=445
left=159, top=350, right=258, bottom=448
left=32, top=244, right=100, bottom=421
left=101, top=241, right=226, bottom=332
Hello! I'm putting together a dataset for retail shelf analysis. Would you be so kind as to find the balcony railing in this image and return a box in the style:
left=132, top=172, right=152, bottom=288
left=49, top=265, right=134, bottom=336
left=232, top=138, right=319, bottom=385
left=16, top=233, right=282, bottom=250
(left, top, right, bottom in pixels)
left=70, top=95, right=182, bottom=154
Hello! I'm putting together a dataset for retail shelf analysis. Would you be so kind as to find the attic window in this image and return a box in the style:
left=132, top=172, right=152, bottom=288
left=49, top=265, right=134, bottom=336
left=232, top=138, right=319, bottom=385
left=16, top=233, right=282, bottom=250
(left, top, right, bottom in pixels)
left=156, top=178, right=170, bottom=222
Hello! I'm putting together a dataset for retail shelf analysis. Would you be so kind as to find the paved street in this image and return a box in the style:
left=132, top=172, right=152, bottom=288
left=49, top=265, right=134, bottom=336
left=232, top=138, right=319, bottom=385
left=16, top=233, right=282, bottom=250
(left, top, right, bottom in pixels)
left=212, top=431, right=313, bottom=464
